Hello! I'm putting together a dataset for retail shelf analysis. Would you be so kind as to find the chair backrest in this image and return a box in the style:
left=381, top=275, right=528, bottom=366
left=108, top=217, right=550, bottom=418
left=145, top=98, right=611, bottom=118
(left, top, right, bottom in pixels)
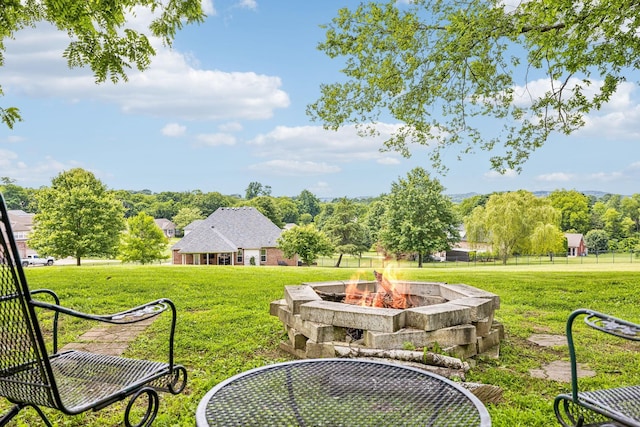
left=0, top=194, right=55, bottom=407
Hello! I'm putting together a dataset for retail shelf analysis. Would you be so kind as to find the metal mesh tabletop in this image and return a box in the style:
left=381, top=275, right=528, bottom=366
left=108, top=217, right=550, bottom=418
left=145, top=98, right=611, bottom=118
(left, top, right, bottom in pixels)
left=196, top=358, right=491, bottom=426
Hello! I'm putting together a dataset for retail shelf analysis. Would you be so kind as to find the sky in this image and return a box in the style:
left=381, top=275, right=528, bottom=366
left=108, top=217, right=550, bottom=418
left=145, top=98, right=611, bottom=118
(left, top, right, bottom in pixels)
left=1, top=1, right=639, bottom=199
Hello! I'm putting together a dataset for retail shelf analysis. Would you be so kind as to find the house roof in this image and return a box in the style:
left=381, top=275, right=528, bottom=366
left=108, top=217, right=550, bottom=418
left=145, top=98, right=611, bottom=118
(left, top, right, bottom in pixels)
left=172, top=207, right=283, bottom=253
left=154, top=218, right=176, bottom=230
left=565, top=233, right=584, bottom=248
left=7, top=210, right=34, bottom=233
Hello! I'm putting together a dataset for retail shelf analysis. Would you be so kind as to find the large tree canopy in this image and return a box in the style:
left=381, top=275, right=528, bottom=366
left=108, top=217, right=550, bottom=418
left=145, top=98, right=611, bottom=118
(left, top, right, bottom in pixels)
left=1, top=0, right=204, bottom=128
left=308, top=0, right=639, bottom=173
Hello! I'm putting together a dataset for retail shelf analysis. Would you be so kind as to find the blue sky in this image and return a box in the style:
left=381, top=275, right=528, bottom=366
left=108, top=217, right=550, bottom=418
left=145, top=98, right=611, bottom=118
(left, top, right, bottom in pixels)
left=1, top=0, right=639, bottom=198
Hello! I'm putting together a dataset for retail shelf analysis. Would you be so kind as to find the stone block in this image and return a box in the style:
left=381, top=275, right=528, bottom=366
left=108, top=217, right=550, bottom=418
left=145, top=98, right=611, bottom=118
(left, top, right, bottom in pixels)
left=269, top=299, right=286, bottom=316
left=439, top=283, right=500, bottom=309
left=276, top=305, right=335, bottom=342
left=477, top=327, right=501, bottom=354
left=450, top=297, right=495, bottom=321
left=444, top=343, right=477, bottom=359
left=364, top=325, right=477, bottom=350
left=285, top=285, right=322, bottom=314
left=287, top=328, right=308, bottom=350
left=473, top=313, right=495, bottom=337
left=405, top=303, right=471, bottom=332
left=300, top=300, right=405, bottom=332
left=305, top=341, right=335, bottom=358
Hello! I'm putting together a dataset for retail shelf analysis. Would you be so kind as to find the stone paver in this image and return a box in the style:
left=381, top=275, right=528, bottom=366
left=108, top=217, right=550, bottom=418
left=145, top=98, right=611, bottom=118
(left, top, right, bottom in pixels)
left=61, top=317, right=156, bottom=356
left=529, top=360, right=595, bottom=382
left=527, top=333, right=595, bottom=382
left=528, top=334, right=567, bottom=347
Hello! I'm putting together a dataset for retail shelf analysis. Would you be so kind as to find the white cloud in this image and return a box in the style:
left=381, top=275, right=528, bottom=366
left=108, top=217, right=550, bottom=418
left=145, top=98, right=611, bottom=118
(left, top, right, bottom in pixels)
left=218, top=122, right=243, bottom=132
left=202, top=0, right=216, bottom=15
left=236, top=0, right=257, bottom=10
left=512, top=78, right=640, bottom=140
left=162, top=123, right=187, bottom=137
left=248, top=123, right=406, bottom=163
left=535, top=172, right=574, bottom=182
left=0, top=151, right=81, bottom=185
left=3, top=23, right=290, bottom=122
left=248, top=160, right=341, bottom=176
left=377, top=157, right=401, bottom=165
left=483, top=169, right=517, bottom=179
left=194, top=133, right=236, bottom=146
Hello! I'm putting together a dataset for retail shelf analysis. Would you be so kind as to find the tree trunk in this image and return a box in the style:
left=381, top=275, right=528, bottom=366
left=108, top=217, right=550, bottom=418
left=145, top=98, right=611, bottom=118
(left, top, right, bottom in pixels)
left=76, top=256, right=81, bottom=266
left=418, top=252, right=423, bottom=268
left=335, top=253, right=343, bottom=267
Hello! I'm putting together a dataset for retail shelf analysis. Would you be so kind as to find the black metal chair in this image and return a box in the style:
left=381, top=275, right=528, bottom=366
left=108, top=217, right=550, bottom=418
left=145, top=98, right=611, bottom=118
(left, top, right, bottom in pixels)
left=554, top=308, right=640, bottom=427
left=0, top=194, right=187, bottom=426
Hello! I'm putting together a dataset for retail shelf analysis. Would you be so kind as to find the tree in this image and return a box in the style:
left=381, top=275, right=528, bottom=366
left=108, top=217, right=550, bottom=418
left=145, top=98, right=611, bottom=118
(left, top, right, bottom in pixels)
left=529, top=223, right=566, bottom=261
left=0, top=177, right=32, bottom=210
left=378, top=167, right=459, bottom=267
left=295, top=190, right=321, bottom=219
left=277, top=224, right=334, bottom=266
left=118, top=212, right=169, bottom=264
left=1, top=0, right=204, bottom=128
left=242, top=196, right=282, bottom=227
left=466, top=190, right=561, bottom=264
left=308, top=0, right=638, bottom=173
left=245, top=182, right=271, bottom=200
left=29, top=168, right=125, bottom=266
left=172, top=207, right=204, bottom=231
left=274, top=197, right=300, bottom=224
left=194, top=191, right=235, bottom=216
left=363, top=199, right=386, bottom=246
left=320, top=198, right=370, bottom=267
left=547, top=190, right=591, bottom=234
left=585, top=229, right=609, bottom=253
left=620, top=195, right=640, bottom=233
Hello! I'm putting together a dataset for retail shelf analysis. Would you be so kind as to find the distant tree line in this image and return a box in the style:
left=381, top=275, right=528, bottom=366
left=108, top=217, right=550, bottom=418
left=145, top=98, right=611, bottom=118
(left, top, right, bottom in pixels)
left=2, top=172, right=639, bottom=267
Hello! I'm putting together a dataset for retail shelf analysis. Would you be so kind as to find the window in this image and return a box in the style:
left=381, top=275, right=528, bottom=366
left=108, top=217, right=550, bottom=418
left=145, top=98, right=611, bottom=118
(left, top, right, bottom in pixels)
left=260, top=249, right=266, bottom=263
left=218, top=253, right=231, bottom=265
left=237, top=249, right=243, bottom=264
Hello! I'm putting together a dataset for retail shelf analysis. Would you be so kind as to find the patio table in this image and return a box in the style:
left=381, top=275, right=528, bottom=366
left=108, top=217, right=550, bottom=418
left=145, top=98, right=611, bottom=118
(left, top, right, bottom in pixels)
left=196, top=358, right=491, bottom=426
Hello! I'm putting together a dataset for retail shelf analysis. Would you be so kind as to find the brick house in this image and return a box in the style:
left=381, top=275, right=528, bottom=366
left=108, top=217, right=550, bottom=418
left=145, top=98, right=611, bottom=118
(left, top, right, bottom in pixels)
left=171, top=207, right=296, bottom=266
left=565, top=233, right=587, bottom=256
left=7, top=210, right=35, bottom=258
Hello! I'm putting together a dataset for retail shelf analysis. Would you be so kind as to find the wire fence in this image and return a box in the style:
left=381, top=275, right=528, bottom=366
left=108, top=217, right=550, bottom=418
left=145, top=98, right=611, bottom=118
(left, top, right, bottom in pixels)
left=315, top=250, right=639, bottom=269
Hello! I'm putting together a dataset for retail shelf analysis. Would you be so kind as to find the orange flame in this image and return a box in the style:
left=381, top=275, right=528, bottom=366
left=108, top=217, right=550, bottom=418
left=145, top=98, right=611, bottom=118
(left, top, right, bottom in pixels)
left=343, top=265, right=411, bottom=309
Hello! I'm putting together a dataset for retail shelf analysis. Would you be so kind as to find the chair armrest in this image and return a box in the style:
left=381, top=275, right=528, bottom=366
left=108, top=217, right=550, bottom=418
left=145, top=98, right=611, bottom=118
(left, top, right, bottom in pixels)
left=30, top=298, right=178, bottom=367
left=30, top=298, right=175, bottom=325
left=581, top=309, right=640, bottom=341
left=565, top=308, right=640, bottom=401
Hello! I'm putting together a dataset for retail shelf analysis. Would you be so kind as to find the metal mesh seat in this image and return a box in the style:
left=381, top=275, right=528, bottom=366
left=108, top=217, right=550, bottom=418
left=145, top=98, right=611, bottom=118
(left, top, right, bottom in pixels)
left=555, top=309, right=640, bottom=427
left=0, top=194, right=187, bottom=426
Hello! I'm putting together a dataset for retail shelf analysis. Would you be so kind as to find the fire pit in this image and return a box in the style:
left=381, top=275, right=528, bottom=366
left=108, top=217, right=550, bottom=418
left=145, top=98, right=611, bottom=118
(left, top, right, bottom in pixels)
left=270, top=272, right=502, bottom=365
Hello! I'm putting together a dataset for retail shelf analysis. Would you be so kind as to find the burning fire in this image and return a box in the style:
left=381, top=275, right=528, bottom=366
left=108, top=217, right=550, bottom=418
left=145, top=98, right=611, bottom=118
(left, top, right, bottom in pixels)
left=344, top=265, right=413, bottom=309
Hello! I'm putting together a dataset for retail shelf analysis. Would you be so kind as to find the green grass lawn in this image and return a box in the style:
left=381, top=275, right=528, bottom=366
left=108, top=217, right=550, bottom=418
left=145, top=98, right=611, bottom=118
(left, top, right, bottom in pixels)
left=6, top=264, right=640, bottom=426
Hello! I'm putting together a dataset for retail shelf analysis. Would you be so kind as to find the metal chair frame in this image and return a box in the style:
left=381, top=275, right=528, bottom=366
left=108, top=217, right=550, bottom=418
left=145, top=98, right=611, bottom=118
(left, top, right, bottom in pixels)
left=554, top=308, right=640, bottom=427
left=0, top=194, right=187, bottom=426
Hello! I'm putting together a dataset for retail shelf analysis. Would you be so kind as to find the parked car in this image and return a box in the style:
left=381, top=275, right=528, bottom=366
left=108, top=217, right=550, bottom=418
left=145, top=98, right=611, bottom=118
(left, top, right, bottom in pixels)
left=22, top=254, right=55, bottom=267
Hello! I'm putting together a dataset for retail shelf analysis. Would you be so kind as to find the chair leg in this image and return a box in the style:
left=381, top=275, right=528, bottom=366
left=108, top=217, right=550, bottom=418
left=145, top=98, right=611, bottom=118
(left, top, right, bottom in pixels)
left=0, top=404, right=22, bottom=426
left=0, top=403, right=52, bottom=427
left=125, top=387, right=159, bottom=427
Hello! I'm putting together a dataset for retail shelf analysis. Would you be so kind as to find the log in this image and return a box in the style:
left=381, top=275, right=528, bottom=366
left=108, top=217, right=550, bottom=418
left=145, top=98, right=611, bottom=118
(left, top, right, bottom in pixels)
left=350, top=356, right=467, bottom=380
left=460, top=382, right=504, bottom=405
left=334, top=345, right=470, bottom=371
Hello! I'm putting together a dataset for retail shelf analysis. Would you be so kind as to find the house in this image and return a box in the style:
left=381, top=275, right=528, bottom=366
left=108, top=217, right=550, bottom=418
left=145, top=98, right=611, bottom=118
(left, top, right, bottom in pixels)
left=154, top=218, right=177, bottom=238
left=171, top=207, right=296, bottom=266
left=565, top=233, right=587, bottom=256
left=7, top=210, right=35, bottom=258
